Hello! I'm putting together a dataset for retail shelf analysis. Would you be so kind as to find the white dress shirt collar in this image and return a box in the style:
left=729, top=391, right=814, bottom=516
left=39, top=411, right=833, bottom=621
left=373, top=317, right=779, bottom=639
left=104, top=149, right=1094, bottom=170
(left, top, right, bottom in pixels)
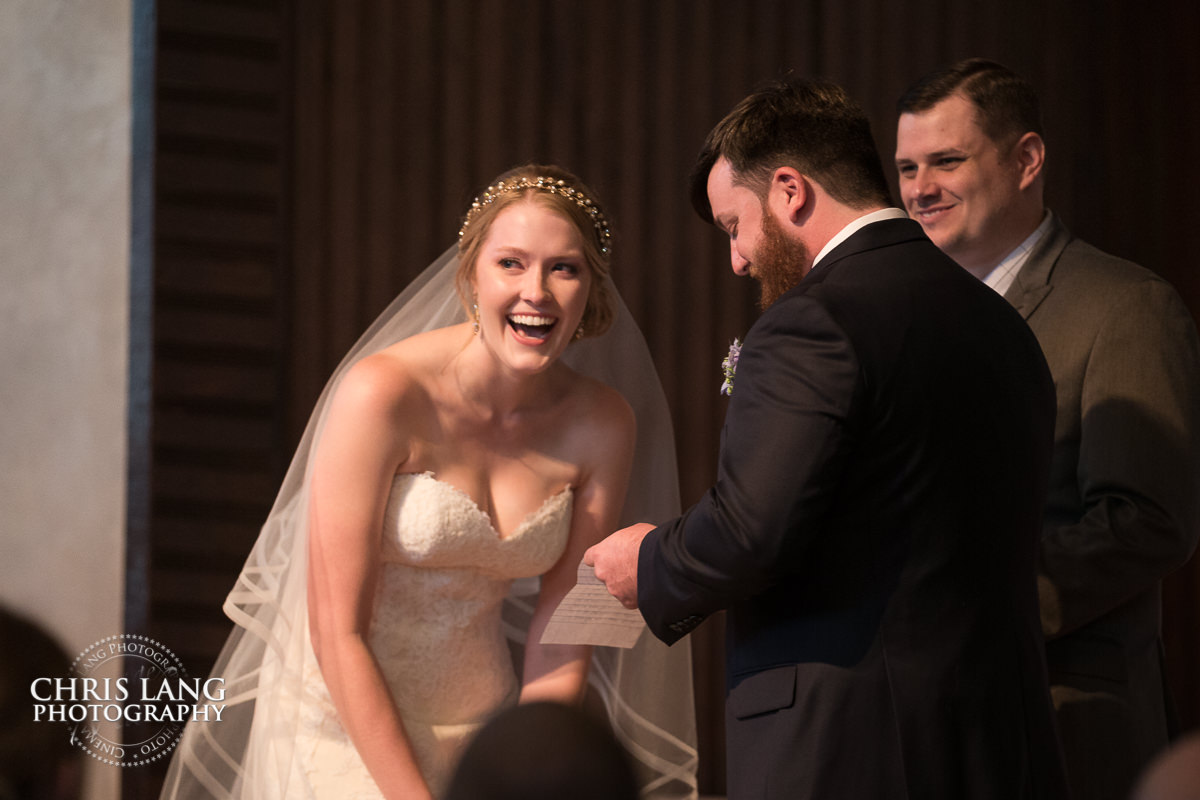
left=983, top=211, right=1054, bottom=296
left=812, top=208, right=909, bottom=268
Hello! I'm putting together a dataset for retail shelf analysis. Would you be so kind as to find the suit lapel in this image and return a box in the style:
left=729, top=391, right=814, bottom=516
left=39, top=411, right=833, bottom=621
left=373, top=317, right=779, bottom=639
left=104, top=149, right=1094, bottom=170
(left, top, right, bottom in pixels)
left=1003, top=215, right=1073, bottom=320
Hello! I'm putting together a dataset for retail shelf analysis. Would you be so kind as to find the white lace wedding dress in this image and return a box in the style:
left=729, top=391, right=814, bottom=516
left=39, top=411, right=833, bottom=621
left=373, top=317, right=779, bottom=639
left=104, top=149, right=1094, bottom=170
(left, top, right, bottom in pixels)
left=160, top=249, right=698, bottom=800
left=289, top=471, right=573, bottom=798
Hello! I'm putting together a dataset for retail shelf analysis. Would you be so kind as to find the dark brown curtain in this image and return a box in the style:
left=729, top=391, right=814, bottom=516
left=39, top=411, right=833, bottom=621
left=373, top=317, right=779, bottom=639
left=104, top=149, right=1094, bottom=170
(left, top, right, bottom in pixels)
left=138, top=1, right=1200, bottom=797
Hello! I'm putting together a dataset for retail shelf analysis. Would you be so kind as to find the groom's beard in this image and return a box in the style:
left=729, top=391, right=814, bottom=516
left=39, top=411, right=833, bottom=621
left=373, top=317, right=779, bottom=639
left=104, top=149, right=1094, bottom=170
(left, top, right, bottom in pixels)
left=751, top=209, right=808, bottom=309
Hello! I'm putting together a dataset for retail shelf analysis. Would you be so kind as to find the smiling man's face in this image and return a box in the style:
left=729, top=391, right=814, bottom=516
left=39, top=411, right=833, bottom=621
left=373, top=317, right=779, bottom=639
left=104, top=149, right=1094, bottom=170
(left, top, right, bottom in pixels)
left=895, top=93, right=1028, bottom=275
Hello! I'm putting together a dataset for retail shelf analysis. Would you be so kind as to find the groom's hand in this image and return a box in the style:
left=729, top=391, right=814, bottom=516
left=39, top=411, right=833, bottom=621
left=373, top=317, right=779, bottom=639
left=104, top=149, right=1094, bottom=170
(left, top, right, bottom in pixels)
left=584, top=523, right=655, bottom=609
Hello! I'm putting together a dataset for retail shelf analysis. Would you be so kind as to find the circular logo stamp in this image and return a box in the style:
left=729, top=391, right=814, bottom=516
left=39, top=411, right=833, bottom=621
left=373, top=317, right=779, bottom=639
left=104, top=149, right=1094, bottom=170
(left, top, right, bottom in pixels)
left=29, top=634, right=226, bottom=768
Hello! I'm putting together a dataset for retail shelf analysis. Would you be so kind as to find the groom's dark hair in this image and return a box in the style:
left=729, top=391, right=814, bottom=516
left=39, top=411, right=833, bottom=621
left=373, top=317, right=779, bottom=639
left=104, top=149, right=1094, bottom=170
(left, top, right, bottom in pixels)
left=690, top=75, right=893, bottom=222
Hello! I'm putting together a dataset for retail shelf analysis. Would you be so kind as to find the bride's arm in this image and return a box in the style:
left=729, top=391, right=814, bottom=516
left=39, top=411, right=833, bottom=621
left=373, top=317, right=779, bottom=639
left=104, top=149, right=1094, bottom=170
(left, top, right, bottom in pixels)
left=306, top=357, right=433, bottom=800
left=520, top=387, right=636, bottom=704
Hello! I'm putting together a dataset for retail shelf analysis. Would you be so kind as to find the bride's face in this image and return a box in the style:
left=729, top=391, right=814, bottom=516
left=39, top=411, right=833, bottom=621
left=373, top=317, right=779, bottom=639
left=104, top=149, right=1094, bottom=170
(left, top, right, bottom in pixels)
left=471, top=200, right=592, bottom=375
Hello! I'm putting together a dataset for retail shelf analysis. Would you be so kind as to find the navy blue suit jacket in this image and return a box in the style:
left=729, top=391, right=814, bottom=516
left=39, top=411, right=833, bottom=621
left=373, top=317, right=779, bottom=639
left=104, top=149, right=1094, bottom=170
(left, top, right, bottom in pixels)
left=639, top=218, right=1069, bottom=799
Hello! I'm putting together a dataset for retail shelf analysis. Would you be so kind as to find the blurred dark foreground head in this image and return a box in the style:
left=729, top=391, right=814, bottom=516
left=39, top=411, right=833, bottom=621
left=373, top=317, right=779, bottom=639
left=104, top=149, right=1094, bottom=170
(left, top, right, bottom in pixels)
left=445, top=701, right=639, bottom=800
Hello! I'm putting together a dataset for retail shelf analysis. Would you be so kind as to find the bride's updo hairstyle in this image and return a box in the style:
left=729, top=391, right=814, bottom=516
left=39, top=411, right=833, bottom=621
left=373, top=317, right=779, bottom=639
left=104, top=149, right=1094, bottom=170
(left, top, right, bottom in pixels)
left=456, top=164, right=616, bottom=339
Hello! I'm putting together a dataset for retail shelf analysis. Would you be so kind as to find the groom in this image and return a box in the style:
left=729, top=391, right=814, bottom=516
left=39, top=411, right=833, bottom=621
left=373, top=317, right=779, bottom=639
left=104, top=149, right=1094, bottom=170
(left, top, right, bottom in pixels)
left=585, top=77, right=1069, bottom=799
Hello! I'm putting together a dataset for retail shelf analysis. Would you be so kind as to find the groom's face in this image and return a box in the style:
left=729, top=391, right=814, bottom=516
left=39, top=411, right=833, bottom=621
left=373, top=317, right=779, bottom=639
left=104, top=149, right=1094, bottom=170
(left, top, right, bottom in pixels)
left=752, top=207, right=807, bottom=308
left=707, top=157, right=806, bottom=308
left=706, top=157, right=764, bottom=278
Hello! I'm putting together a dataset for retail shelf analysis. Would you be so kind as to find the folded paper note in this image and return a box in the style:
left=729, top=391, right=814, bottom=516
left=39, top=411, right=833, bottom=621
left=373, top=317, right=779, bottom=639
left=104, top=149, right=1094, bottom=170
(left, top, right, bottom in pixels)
left=540, top=561, right=645, bottom=648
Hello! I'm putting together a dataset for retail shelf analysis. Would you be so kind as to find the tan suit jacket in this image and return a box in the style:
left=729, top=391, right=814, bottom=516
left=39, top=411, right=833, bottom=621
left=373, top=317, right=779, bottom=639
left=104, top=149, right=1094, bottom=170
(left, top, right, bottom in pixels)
left=1004, top=214, right=1200, bottom=800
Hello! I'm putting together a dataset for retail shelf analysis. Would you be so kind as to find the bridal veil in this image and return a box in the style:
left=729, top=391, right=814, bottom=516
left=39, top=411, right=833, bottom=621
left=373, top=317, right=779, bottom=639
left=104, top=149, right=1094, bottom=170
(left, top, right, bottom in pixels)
left=158, top=246, right=699, bottom=799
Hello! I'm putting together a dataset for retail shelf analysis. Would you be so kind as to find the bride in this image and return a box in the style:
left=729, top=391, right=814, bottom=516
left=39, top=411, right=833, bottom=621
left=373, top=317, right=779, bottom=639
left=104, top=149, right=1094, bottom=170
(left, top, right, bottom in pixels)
left=159, top=165, right=697, bottom=799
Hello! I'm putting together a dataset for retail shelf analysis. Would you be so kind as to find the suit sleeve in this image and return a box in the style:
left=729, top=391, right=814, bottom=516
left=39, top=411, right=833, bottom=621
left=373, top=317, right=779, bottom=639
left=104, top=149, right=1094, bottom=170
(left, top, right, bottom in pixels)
left=638, top=294, right=860, bottom=643
left=1039, top=279, right=1200, bottom=638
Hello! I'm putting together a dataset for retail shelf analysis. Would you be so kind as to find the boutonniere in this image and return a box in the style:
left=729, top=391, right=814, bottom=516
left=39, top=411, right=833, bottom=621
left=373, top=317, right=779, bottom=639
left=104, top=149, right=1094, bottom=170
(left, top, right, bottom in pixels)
left=720, top=338, right=742, bottom=396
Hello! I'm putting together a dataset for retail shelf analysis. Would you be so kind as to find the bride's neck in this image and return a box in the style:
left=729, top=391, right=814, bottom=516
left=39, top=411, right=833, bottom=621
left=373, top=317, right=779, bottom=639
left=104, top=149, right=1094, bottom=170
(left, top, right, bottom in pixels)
left=449, top=340, right=563, bottom=420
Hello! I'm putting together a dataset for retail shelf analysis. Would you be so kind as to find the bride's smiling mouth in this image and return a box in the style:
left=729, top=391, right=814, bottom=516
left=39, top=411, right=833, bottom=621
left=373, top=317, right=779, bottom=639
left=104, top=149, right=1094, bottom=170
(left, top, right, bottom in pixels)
left=507, top=313, right=557, bottom=341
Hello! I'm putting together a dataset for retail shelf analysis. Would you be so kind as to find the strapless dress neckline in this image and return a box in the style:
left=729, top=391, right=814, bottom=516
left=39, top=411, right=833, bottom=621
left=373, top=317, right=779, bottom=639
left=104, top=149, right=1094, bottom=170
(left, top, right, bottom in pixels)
left=394, top=471, right=572, bottom=541
left=294, top=469, right=575, bottom=799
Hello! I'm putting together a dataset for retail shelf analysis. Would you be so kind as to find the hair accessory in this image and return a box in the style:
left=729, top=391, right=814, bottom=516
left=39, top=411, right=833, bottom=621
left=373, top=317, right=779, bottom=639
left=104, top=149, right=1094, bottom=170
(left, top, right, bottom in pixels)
left=459, top=177, right=612, bottom=255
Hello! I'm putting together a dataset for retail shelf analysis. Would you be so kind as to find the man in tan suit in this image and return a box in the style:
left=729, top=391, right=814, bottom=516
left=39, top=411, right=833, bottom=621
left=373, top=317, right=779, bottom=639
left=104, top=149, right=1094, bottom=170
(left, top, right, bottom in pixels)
left=895, top=58, right=1200, bottom=800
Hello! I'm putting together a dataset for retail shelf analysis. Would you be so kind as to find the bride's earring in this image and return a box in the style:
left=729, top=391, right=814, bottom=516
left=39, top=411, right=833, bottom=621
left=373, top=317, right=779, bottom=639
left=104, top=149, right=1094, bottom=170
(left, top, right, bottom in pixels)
left=472, top=298, right=480, bottom=335
left=573, top=323, right=585, bottom=341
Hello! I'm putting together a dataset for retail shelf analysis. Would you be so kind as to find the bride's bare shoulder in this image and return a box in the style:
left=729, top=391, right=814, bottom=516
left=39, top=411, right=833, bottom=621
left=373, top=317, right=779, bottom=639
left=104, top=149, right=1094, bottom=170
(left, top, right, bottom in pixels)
left=562, top=369, right=635, bottom=447
left=380, top=324, right=470, bottom=371
left=335, top=324, right=469, bottom=413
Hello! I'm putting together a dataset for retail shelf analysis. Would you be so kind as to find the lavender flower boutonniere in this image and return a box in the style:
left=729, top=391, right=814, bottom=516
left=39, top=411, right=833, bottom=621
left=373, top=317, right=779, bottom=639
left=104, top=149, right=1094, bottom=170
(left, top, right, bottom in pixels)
left=720, top=338, right=742, bottom=396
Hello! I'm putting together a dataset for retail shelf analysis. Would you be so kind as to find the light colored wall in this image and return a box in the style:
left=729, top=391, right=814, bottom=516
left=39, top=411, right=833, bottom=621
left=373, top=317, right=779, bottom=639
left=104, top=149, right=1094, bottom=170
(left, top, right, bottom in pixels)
left=0, top=1, right=130, bottom=797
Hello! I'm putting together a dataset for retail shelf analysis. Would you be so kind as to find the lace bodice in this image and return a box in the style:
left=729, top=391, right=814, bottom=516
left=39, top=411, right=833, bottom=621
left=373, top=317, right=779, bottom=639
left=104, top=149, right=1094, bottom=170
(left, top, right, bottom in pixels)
left=379, top=470, right=573, bottom=572
left=372, top=472, right=573, bottom=722
left=294, top=471, right=574, bottom=798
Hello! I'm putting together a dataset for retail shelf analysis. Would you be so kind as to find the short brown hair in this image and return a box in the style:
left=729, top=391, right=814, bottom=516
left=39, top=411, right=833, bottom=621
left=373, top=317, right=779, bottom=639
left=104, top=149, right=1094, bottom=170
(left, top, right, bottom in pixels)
left=897, top=58, right=1043, bottom=147
left=690, top=76, right=893, bottom=222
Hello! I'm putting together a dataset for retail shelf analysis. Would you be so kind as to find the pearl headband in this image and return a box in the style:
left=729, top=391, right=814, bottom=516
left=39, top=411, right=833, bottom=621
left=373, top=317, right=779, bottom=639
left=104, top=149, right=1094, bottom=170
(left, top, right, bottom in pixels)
left=458, top=176, right=612, bottom=255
